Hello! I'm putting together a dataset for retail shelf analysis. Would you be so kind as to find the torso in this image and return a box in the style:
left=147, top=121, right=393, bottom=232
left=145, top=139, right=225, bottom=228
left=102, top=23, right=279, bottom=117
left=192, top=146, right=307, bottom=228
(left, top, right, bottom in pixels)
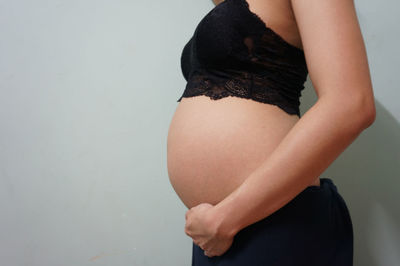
left=167, top=0, right=319, bottom=210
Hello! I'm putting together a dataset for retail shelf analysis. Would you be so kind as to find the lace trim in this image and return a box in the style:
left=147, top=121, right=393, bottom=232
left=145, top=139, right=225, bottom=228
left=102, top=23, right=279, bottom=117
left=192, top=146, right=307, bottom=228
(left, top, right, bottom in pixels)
left=177, top=73, right=302, bottom=117
left=177, top=92, right=300, bottom=117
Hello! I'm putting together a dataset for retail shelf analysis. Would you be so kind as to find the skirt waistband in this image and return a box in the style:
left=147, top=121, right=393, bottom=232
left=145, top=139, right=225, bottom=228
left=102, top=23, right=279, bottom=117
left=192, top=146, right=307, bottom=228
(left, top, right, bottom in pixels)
left=302, top=177, right=338, bottom=194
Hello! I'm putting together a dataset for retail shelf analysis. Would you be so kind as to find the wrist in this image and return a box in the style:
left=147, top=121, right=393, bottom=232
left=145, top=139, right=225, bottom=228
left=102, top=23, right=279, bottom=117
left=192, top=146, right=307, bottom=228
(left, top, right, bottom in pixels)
left=209, top=201, right=242, bottom=238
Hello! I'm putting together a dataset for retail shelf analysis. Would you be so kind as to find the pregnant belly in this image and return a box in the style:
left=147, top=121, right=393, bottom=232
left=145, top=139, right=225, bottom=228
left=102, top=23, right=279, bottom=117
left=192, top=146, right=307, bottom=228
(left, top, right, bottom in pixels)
left=167, top=95, right=319, bottom=209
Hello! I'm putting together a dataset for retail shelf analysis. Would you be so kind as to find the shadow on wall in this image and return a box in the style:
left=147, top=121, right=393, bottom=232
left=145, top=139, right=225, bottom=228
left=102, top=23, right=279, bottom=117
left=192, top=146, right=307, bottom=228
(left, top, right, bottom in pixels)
left=301, top=77, right=400, bottom=266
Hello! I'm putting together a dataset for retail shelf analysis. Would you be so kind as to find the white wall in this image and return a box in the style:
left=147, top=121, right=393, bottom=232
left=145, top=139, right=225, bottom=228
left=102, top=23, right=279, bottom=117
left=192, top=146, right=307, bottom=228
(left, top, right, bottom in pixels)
left=0, top=0, right=398, bottom=265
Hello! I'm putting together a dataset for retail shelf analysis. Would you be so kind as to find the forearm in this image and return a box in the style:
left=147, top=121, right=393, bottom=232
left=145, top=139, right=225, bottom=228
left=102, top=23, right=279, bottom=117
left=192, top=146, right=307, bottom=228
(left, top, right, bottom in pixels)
left=211, top=97, right=374, bottom=237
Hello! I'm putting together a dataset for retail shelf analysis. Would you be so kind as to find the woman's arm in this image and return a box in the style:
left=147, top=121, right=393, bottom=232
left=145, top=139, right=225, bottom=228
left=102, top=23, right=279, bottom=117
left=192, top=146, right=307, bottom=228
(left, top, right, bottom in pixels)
left=210, top=0, right=376, bottom=238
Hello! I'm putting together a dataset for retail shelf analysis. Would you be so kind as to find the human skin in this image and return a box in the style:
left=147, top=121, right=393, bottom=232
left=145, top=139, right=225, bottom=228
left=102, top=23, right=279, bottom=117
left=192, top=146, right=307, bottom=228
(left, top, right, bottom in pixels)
left=184, top=0, right=376, bottom=257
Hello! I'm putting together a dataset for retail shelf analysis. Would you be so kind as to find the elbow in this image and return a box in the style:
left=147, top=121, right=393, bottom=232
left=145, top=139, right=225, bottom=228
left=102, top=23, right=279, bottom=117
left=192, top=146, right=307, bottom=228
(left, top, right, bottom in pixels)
left=322, top=92, right=376, bottom=130
left=356, top=94, right=376, bottom=129
left=361, top=104, right=376, bottom=128
left=346, top=94, right=377, bottom=130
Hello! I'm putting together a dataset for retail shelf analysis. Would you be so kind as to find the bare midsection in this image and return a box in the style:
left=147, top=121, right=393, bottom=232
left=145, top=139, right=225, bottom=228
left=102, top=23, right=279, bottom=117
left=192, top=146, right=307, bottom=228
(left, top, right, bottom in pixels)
left=167, top=95, right=319, bottom=209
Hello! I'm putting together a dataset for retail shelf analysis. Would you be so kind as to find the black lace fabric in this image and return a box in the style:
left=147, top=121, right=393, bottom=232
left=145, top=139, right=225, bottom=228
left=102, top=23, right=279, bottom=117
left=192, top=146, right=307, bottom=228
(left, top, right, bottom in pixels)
left=177, top=0, right=309, bottom=117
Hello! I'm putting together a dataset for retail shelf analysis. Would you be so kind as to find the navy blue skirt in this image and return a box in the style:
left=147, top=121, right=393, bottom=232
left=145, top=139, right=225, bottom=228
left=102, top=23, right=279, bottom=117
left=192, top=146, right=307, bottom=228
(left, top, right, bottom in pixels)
left=192, top=177, right=353, bottom=266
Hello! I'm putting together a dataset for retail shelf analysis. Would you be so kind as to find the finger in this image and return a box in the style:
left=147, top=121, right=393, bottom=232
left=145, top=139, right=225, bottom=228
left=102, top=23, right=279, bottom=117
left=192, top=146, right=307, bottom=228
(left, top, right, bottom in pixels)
left=184, top=225, right=190, bottom=236
left=204, top=250, right=213, bottom=257
left=194, top=240, right=202, bottom=247
left=200, top=243, right=207, bottom=250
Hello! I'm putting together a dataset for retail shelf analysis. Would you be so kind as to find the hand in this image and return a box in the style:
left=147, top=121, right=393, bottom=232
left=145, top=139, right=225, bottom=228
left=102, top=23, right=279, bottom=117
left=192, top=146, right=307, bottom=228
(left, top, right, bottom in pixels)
left=184, top=202, right=234, bottom=257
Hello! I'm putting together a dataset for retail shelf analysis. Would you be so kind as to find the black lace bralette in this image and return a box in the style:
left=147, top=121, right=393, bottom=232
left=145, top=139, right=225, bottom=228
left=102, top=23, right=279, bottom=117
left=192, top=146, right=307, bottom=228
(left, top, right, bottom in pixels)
left=177, top=0, right=309, bottom=117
